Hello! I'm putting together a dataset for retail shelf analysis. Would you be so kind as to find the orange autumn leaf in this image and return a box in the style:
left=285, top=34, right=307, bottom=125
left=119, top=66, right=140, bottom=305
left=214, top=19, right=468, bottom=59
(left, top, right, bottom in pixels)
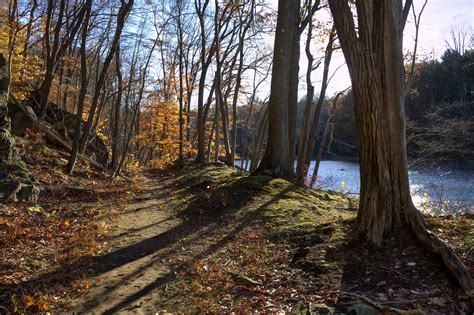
left=23, top=295, right=34, bottom=307
left=39, top=302, right=49, bottom=311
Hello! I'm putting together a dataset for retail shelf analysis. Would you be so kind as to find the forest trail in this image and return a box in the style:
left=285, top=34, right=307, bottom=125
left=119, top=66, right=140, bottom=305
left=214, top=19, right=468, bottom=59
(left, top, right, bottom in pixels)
left=71, top=175, right=185, bottom=314
left=6, top=164, right=470, bottom=313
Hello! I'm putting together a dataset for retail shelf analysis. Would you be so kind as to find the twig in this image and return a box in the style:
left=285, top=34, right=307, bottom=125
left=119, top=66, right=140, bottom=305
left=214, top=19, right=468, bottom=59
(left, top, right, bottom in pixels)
left=339, top=291, right=423, bottom=314
left=377, top=265, right=403, bottom=277
left=379, top=299, right=425, bottom=305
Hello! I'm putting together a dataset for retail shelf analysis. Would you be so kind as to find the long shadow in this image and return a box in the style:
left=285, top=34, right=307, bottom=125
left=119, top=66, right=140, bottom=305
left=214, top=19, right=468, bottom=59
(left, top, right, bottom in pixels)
left=108, top=216, right=177, bottom=241
left=78, top=174, right=281, bottom=311
left=4, top=173, right=279, bottom=311
left=102, top=185, right=294, bottom=314
left=290, top=224, right=461, bottom=311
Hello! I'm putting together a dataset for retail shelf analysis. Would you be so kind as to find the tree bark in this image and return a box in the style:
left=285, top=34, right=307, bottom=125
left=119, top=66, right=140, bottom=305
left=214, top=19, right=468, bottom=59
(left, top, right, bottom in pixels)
left=295, top=0, right=316, bottom=184
left=256, top=0, right=297, bottom=179
left=328, top=0, right=473, bottom=292
left=287, top=0, right=301, bottom=179
left=111, top=42, right=123, bottom=171
left=66, top=1, right=91, bottom=174
left=195, top=0, right=211, bottom=164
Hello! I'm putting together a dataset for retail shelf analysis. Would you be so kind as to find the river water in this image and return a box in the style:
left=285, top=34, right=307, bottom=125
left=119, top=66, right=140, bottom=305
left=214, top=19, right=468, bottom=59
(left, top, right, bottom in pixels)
left=236, top=160, right=474, bottom=215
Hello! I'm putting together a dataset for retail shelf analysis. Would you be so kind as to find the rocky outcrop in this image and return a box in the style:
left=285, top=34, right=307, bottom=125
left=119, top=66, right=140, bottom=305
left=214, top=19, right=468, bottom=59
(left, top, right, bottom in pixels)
left=0, top=53, right=40, bottom=203
left=8, top=92, right=109, bottom=166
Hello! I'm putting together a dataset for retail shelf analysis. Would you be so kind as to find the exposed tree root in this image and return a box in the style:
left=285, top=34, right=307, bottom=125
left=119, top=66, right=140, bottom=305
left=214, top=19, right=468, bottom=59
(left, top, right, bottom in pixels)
left=405, top=202, right=474, bottom=294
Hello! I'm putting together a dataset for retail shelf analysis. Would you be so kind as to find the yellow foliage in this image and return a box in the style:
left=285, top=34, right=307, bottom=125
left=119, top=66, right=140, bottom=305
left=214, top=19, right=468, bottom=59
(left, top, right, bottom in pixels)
left=0, top=5, right=43, bottom=100
left=134, top=95, right=182, bottom=169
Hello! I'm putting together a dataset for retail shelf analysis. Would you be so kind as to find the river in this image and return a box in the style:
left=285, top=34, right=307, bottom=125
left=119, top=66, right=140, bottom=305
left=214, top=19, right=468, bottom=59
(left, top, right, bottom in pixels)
left=236, top=160, right=474, bottom=215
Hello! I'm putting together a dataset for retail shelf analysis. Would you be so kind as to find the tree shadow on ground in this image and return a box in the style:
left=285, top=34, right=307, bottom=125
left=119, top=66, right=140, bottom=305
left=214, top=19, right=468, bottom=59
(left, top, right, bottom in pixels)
left=4, top=171, right=294, bottom=313
left=337, top=228, right=459, bottom=301
left=291, top=221, right=463, bottom=312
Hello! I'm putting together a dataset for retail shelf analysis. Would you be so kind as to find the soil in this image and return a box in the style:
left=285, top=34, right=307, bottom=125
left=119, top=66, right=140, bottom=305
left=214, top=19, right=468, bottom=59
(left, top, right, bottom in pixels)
left=70, top=165, right=474, bottom=313
left=2, top=161, right=473, bottom=314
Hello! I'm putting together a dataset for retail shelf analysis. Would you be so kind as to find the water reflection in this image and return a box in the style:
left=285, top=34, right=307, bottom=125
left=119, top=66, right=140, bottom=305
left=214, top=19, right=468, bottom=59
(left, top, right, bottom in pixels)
left=235, top=160, right=474, bottom=215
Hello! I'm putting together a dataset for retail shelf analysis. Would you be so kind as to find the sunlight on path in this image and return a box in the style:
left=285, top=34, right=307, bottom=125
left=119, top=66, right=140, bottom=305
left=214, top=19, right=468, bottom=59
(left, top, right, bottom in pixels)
left=71, top=183, right=182, bottom=314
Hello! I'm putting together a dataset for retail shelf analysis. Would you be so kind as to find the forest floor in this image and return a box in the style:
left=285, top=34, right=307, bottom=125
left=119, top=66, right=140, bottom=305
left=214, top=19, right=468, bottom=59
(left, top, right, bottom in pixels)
left=1, top=138, right=473, bottom=313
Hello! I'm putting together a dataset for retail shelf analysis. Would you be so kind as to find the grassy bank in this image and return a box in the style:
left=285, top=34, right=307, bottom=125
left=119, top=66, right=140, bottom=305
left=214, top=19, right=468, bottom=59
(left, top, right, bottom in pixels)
left=162, top=164, right=473, bottom=313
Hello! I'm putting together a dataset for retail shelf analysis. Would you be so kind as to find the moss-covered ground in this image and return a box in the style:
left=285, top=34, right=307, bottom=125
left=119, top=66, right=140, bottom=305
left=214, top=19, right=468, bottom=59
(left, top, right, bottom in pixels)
left=151, top=164, right=473, bottom=313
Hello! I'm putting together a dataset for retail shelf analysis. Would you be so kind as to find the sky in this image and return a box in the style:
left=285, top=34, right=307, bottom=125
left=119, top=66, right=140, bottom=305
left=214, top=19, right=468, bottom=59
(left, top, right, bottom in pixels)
left=265, top=0, right=474, bottom=96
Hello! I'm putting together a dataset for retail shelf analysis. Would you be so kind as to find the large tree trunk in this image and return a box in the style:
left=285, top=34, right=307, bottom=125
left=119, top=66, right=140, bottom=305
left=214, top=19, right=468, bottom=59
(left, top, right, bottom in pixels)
left=328, top=0, right=473, bottom=292
left=287, top=0, right=301, bottom=179
left=256, top=0, right=297, bottom=179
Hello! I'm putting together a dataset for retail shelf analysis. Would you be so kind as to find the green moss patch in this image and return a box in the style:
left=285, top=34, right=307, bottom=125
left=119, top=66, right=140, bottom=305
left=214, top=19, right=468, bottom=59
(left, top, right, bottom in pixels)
left=175, top=164, right=357, bottom=242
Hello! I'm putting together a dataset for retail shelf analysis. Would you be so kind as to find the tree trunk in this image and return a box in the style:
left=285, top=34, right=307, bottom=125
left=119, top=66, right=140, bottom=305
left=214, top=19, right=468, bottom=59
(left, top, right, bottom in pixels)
left=287, top=0, right=301, bottom=179
left=177, top=2, right=184, bottom=161
left=328, top=0, right=473, bottom=292
left=250, top=108, right=268, bottom=172
left=256, top=0, right=297, bottom=179
left=301, top=30, right=335, bottom=180
left=295, top=1, right=315, bottom=184
left=213, top=101, right=219, bottom=163
left=78, top=0, right=133, bottom=155
left=67, top=2, right=91, bottom=174
left=20, top=0, right=37, bottom=81
left=195, top=0, right=211, bottom=164
left=309, top=90, right=344, bottom=187
left=111, top=42, right=123, bottom=171
left=39, top=0, right=89, bottom=119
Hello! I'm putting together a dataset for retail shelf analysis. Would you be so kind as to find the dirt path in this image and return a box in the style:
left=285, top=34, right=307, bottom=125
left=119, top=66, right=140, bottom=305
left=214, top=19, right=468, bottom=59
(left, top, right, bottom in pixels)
left=71, top=176, right=185, bottom=314
left=65, top=167, right=473, bottom=314
left=67, top=168, right=273, bottom=314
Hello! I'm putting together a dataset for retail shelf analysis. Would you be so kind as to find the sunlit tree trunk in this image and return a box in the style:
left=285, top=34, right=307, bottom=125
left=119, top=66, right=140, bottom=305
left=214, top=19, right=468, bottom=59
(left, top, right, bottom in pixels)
left=20, top=0, right=37, bottom=81
left=256, top=0, right=297, bottom=179
left=295, top=0, right=315, bottom=184
left=287, top=0, right=300, bottom=178
left=77, top=0, right=133, bottom=155
left=250, top=108, right=268, bottom=172
left=66, top=2, right=91, bottom=174
left=195, top=0, right=211, bottom=164
left=328, top=0, right=473, bottom=291
left=39, top=0, right=88, bottom=119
